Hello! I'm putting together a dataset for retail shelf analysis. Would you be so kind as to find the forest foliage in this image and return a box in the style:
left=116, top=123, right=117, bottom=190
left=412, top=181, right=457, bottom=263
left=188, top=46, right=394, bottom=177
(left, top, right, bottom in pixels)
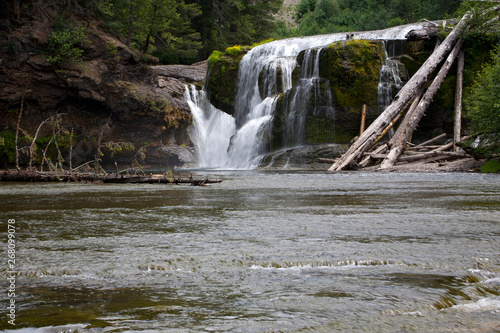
left=27, top=0, right=468, bottom=65
left=42, top=0, right=283, bottom=64
left=288, top=0, right=462, bottom=36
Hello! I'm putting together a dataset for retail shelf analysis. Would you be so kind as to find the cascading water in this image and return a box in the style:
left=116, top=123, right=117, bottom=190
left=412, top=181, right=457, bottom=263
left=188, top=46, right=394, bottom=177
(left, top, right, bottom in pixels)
left=186, top=23, right=427, bottom=169
left=277, top=48, right=334, bottom=147
left=184, top=86, right=236, bottom=167
left=378, top=40, right=408, bottom=112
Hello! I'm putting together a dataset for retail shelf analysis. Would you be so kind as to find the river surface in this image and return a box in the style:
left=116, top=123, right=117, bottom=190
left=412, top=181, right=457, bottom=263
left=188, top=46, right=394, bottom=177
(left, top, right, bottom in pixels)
left=1, top=171, right=499, bottom=332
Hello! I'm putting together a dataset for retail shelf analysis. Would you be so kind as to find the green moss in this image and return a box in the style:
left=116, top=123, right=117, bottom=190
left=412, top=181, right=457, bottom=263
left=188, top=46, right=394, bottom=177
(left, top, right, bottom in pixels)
left=225, top=45, right=244, bottom=56
left=207, top=50, right=223, bottom=69
left=251, top=38, right=274, bottom=48
left=305, top=115, right=352, bottom=144
left=319, top=40, right=383, bottom=110
left=206, top=49, right=248, bottom=115
left=481, top=160, right=500, bottom=173
left=206, top=40, right=273, bottom=115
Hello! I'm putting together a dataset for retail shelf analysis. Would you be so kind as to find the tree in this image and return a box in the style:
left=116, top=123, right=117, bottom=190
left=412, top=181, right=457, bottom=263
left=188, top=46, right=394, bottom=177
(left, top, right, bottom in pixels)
left=188, top=0, right=282, bottom=58
left=293, top=0, right=461, bottom=36
left=153, top=1, right=202, bottom=64
left=464, top=46, right=500, bottom=158
left=101, top=0, right=202, bottom=63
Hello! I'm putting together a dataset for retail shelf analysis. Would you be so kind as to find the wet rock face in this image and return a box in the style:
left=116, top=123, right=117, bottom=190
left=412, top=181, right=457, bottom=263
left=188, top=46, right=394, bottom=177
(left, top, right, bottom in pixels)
left=204, top=47, right=250, bottom=116
left=258, top=143, right=348, bottom=169
left=270, top=40, right=385, bottom=150
left=0, top=6, right=203, bottom=169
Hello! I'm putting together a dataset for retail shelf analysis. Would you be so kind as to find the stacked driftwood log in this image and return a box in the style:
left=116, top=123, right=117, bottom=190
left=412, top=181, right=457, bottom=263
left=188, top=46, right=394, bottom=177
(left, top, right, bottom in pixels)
left=327, top=10, right=495, bottom=172
left=0, top=169, right=222, bottom=186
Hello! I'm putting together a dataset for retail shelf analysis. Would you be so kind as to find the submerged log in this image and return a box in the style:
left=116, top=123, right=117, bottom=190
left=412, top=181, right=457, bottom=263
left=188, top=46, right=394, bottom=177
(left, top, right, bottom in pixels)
left=0, top=170, right=222, bottom=186
left=328, top=12, right=471, bottom=172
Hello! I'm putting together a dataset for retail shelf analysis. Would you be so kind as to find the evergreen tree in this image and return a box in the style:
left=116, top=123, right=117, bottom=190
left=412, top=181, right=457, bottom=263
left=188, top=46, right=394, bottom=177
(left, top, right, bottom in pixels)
left=103, top=0, right=202, bottom=63
left=188, top=0, right=283, bottom=58
left=293, top=0, right=461, bottom=35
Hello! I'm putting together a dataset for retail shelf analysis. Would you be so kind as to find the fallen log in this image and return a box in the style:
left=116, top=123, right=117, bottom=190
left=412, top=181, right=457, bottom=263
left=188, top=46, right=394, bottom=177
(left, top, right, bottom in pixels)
left=359, top=143, right=389, bottom=168
left=415, top=133, right=447, bottom=147
left=397, top=150, right=468, bottom=163
left=328, top=12, right=471, bottom=172
left=432, top=134, right=472, bottom=153
left=318, top=158, right=336, bottom=164
left=362, top=153, right=388, bottom=160
left=380, top=39, right=464, bottom=169
left=0, top=170, right=222, bottom=186
left=405, top=25, right=440, bottom=40
left=372, top=112, right=404, bottom=146
left=387, top=87, right=425, bottom=148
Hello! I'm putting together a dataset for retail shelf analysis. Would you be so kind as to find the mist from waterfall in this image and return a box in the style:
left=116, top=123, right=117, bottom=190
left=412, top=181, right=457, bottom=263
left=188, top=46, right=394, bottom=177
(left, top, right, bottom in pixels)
left=186, top=23, right=426, bottom=169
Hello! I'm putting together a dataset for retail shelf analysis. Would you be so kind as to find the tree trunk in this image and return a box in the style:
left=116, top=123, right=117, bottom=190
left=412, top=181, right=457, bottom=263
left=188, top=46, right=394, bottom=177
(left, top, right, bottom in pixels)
left=14, top=104, right=23, bottom=171
left=0, top=170, right=223, bottom=185
left=380, top=39, right=463, bottom=169
left=126, top=2, right=134, bottom=47
left=388, top=86, right=424, bottom=147
left=415, top=133, right=447, bottom=147
left=328, top=13, right=471, bottom=172
left=143, top=34, right=152, bottom=54
left=454, top=50, right=465, bottom=152
left=392, top=151, right=468, bottom=163
left=360, top=104, right=367, bottom=135
left=143, top=4, right=158, bottom=54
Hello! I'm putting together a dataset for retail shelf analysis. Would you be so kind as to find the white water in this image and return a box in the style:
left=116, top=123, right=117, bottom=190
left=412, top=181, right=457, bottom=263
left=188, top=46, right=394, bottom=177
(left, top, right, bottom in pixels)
left=378, top=43, right=406, bottom=111
left=187, top=23, right=428, bottom=169
left=184, top=86, right=236, bottom=167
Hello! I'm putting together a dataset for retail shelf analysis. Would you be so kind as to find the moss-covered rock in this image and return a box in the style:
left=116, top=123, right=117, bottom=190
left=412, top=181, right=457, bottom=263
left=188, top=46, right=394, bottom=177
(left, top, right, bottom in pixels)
left=319, top=40, right=383, bottom=110
left=399, top=40, right=435, bottom=76
left=271, top=40, right=386, bottom=150
left=206, top=46, right=250, bottom=115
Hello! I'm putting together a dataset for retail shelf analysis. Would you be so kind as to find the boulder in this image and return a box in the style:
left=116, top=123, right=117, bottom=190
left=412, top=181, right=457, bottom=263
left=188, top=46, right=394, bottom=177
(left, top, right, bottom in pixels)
left=259, top=144, right=348, bottom=169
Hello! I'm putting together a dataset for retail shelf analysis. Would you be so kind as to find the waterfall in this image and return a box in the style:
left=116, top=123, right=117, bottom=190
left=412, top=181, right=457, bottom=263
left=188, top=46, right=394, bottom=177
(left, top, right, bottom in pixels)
left=378, top=59, right=405, bottom=111
left=184, top=85, right=236, bottom=168
left=278, top=48, right=333, bottom=147
left=378, top=40, right=407, bottom=112
left=187, top=23, right=427, bottom=169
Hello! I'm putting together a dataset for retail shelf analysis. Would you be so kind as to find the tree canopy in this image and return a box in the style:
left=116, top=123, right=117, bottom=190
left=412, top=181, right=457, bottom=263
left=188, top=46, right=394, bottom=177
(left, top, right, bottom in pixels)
left=291, top=0, right=462, bottom=36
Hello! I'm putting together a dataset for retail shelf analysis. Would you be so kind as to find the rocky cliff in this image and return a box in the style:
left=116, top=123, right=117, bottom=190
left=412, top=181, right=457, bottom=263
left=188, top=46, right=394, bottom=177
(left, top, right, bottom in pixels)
left=0, top=2, right=203, bottom=170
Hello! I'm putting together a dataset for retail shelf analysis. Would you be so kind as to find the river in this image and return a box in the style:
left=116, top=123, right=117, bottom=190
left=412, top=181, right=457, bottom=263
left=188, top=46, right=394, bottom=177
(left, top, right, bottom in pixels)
left=1, top=171, right=499, bottom=332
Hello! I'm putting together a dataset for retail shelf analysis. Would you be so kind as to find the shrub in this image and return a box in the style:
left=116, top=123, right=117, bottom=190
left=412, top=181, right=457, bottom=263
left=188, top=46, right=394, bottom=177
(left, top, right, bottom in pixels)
left=464, top=46, right=500, bottom=159
left=45, top=26, right=87, bottom=65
